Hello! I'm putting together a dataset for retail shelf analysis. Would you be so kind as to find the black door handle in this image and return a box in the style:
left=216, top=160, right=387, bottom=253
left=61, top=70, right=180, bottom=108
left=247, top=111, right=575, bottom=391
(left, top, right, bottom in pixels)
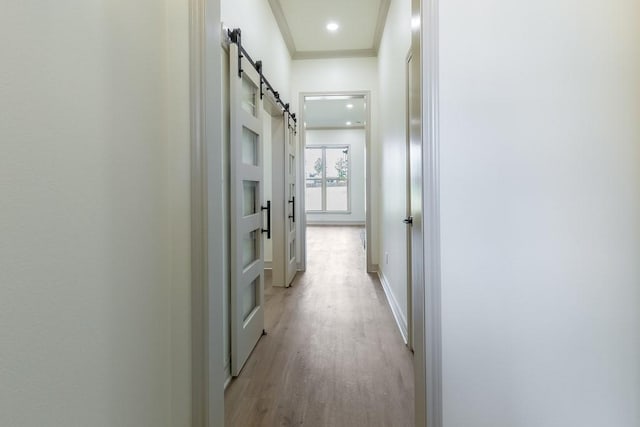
left=288, top=196, right=295, bottom=222
left=403, top=216, right=413, bottom=225
left=261, top=201, right=271, bottom=239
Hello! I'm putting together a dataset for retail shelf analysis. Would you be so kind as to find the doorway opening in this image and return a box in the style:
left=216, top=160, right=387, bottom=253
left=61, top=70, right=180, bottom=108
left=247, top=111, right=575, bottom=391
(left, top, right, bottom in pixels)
left=298, top=92, right=374, bottom=273
left=218, top=6, right=423, bottom=426
left=199, top=0, right=437, bottom=425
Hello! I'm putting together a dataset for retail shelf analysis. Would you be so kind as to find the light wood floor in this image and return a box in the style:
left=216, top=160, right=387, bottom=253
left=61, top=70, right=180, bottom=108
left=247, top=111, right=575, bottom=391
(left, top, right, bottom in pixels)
left=224, top=226, right=414, bottom=426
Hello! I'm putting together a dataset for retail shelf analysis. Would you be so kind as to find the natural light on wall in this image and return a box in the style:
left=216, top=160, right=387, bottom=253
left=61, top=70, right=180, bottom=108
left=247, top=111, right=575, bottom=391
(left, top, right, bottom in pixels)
left=411, top=15, right=420, bottom=29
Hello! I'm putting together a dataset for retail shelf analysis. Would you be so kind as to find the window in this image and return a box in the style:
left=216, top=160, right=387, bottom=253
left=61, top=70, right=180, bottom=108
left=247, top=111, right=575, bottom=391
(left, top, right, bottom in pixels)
left=305, top=146, right=350, bottom=213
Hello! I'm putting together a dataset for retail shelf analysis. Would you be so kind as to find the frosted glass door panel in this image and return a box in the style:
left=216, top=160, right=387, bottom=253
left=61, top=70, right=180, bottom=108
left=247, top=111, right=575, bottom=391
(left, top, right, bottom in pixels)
left=242, top=77, right=258, bottom=116
left=243, top=181, right=258, bottom=216
left=242, top=231, right=259, bottom=269
left=243, top=127, right=259, bottom=166
left=242, top=279, right=258, bottom=321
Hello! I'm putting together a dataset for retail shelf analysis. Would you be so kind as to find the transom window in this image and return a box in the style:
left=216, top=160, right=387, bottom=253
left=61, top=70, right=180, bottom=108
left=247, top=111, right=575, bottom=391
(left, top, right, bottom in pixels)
left=305, top=146, right=350, bottom=213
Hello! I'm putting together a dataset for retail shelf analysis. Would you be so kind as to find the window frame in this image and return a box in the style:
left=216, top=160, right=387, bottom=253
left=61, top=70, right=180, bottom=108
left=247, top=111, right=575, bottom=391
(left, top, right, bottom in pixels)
left=304, top=144, right=351, bottom=214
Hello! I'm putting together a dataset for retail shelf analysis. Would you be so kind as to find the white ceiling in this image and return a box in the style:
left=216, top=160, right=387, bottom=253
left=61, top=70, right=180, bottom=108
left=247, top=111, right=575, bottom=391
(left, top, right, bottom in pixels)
left=268, top=0, right=391, bottom=59
left=304, top=96, right=367, bottom=129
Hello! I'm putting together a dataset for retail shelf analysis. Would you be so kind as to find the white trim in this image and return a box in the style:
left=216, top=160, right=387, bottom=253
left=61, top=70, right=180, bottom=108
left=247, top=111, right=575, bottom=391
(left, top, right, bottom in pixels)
left=224, top=364, right=232, bottom=390
left=268, top=0, right=390, bottom=59
left=364, top=91, right=373, bottom=273
left=305, top=221, right=365, bottom=226
left=297, top=105, right=307, bottom=271
left=378, top=271, right=408, bottom=344
left=267, top=0, right=296, bottom=56
left=306, top=211, right=354, bottom=215
left=373, top=0, right=392, bottom=53
left=298, top=97, right=306, bottom=272
left=190, top=0, right=224, bottom=425
left=263, top=261, right=273, bottom=270
left=305, top=126, right=366, bottom=131
left=293, top=49, right=376, bottom=60
left=413, top=0, right=443, bottom=426
left=299, top=91, right=374, bottom=274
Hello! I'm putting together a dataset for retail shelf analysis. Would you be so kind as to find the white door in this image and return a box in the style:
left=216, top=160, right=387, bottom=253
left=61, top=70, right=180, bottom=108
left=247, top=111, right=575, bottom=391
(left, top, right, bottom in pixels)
left=285, top=116, right=298, bottom=285
left=405, top=51, right=414, bottom=352
left=229, top=43, right=266, bottom=376
left=408, top=43, right=426, bottom=426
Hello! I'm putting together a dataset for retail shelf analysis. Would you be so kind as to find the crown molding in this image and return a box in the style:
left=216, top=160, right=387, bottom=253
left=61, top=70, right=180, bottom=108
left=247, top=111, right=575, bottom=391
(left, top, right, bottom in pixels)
left=373, top=0, right=391, bottom=54
left=269, top=0, right=390, bottom=60
left=267, top=0, right=296, bottom=56
left=293, top=49, right=376, bottom=60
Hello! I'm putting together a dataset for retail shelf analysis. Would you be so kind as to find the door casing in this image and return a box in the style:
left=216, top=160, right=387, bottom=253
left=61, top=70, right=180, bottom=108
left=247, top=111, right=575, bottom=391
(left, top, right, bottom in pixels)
left=406, top=49, right=414, bottom=353
left=298, top=91, right=375, bottom=273
left=190, top=1, right=444, bottom=425
left=411, top=0, right=443, bottom=426
left=189, top=0, right=224, bottom=425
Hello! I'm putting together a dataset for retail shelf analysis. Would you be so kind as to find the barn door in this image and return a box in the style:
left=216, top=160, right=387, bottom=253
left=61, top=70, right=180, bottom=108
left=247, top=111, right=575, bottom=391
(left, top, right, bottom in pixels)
left=229, top=42, right=266, bottom=376
left=285, top=116, right=298, bottom=285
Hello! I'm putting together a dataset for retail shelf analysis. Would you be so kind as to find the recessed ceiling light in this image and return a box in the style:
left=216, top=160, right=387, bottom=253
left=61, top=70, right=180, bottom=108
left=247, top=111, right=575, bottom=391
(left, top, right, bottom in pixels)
left=326, top=22, right=339, bottom=32
left=346, top=121, right=352, bottom=126
left=346, top=104, right=354, bottom=109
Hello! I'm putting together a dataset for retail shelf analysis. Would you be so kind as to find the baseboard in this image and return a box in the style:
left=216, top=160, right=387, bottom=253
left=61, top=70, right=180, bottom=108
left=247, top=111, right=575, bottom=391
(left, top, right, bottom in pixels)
left=306, top=221, right=365, bottom=226
left=378, top=271, right=408, bottom=344
left=224, top=362, right=231, bottom=389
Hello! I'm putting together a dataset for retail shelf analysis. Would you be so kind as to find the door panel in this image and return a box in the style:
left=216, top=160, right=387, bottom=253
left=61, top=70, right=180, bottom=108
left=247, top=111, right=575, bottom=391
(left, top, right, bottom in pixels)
left=286, top=116, right=298, bottom=285
left=408, top=41, right=426, bottom=426
left=266, top=108, right=296, bottom=288
left=406, top=51, right=415, bottom=352
left=230, top=43, right=265, bottom=376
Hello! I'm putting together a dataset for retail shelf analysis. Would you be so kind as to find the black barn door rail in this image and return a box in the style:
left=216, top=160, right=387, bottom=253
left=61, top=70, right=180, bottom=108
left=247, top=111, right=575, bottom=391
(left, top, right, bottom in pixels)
left=228, top=28, right=297, bottom=131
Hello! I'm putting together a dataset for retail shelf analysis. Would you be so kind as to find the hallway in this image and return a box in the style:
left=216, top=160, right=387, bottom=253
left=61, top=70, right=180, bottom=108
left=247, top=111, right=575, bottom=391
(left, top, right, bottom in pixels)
left=225, top=226, right=414, bottom=426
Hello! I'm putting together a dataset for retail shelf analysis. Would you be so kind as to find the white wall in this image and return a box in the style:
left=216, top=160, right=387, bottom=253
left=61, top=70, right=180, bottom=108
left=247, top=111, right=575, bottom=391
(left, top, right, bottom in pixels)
left=222, top=0, right=292, bottom=100
left=166, top=0, right=192, bottom=425
left=0, top=1, right=192, bottom=426
left=377, top=0, right=412, bottom=335
left=306, top=129, right=366, bottom=224
left=438, top=1, right=640, bottom=426
left=221, top=0, right=292, bottom=382
left=291, top=58, right=380, bottom=265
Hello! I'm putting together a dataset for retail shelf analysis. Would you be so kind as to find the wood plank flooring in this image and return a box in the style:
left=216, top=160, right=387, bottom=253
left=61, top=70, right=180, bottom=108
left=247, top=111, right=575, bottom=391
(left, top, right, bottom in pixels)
left=224, top=226, right=414, bottom=426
